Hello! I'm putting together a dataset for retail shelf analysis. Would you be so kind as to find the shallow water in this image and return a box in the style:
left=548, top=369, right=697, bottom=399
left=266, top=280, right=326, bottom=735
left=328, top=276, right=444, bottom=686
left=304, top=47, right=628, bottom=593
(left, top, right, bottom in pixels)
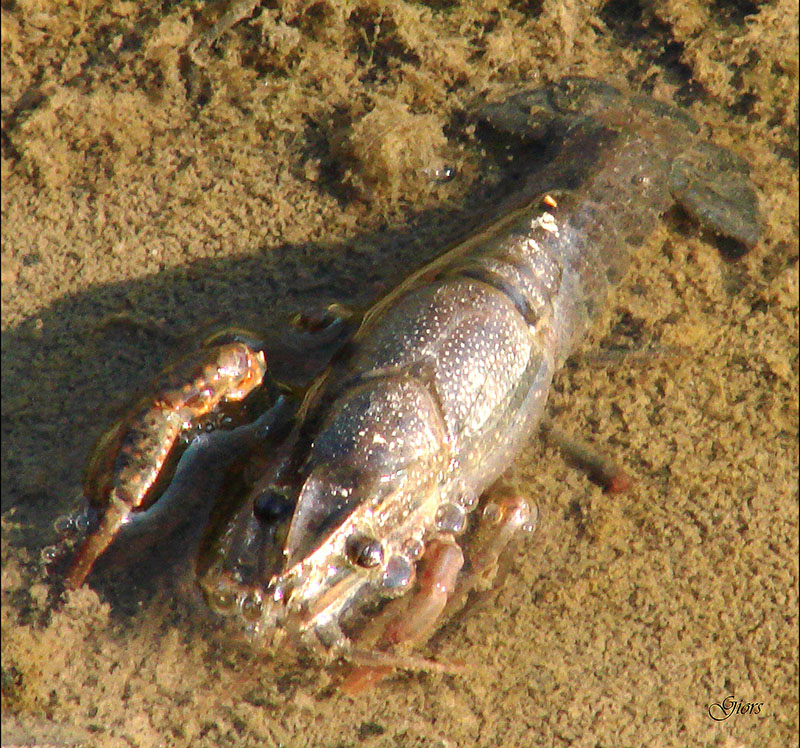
left=2, top=1, right=797, bottom=746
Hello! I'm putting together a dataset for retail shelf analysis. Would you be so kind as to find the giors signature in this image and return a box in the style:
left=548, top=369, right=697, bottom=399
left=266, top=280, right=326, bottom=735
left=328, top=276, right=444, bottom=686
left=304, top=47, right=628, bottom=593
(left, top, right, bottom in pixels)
left=707, top=696, right=764, bottom=721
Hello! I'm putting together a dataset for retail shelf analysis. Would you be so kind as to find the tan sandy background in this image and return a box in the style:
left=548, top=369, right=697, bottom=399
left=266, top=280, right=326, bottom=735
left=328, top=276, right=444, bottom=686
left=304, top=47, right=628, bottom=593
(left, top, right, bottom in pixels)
left=2, top=1, right=797, bottom=746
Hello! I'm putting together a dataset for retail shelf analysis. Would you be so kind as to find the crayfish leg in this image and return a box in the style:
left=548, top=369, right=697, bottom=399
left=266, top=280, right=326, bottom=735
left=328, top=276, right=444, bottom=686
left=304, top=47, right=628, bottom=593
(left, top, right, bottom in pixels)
left=341, top=487, right=536, bottom=695
left=540, top=417, right=631, bottom=493
left=443, top=486, right=537, bottom=615
left=340, top=537, right=464, bottom=695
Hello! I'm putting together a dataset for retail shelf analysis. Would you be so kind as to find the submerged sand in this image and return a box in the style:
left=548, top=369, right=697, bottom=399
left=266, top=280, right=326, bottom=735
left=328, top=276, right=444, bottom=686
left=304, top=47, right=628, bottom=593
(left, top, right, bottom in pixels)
left=2, top=1, right=797, bottom=746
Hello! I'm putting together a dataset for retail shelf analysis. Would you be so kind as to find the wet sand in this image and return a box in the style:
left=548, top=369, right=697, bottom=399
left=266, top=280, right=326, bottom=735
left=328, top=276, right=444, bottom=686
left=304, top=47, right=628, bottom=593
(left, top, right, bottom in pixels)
left=2, top=1, right=797, bottom=746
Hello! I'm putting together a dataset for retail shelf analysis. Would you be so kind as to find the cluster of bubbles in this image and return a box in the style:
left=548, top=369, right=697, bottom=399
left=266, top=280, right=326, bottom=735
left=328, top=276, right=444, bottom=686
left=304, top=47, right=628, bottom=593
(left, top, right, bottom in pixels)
left=40, top=504, right=93, bottom=568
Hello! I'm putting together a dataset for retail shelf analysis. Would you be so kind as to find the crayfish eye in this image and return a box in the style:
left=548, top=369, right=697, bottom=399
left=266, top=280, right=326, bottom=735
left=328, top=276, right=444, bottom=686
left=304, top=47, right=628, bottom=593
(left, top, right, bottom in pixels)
left=253, top=488, right=293, bottom=524
left=345, top=534, right=384, bottom=568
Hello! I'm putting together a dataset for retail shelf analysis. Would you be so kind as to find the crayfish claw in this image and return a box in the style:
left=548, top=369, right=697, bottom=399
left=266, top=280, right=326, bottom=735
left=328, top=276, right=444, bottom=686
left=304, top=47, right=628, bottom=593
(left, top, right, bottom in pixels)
left=65, top=340, right=268, bottom=587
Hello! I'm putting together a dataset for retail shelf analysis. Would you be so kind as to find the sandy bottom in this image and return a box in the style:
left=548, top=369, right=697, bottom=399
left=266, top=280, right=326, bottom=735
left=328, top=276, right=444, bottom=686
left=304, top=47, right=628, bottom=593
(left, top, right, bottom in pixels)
left=2, top=1, right=797, bottom=747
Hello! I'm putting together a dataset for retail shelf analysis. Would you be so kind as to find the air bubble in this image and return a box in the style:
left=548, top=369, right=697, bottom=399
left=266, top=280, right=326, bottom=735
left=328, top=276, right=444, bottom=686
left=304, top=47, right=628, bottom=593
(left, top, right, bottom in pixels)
left=238, top=591, right=263, bottom=623
left=461, top=492, right=479, bottom=511
left=482, top=502, right=502, bottom=524
left=522, top=503, right=539, bottom=533
left=53, top=508, right=92, bottom=538
left=208, top=585, right=237, bottom=615
left=382, top=555, right=415, bottom=595
left=74, top=511, right=92, bottom=533
left=435, top=502, right=466, bottom=534
left=41, top=544, right=61, bottom=564
left=345, top=534, right=384, bottom=568
left=422, top=162, right=458, bottom=183
left=401, top=537, right=424, bottom=561
left=53, top=514, right=74, bottom=535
